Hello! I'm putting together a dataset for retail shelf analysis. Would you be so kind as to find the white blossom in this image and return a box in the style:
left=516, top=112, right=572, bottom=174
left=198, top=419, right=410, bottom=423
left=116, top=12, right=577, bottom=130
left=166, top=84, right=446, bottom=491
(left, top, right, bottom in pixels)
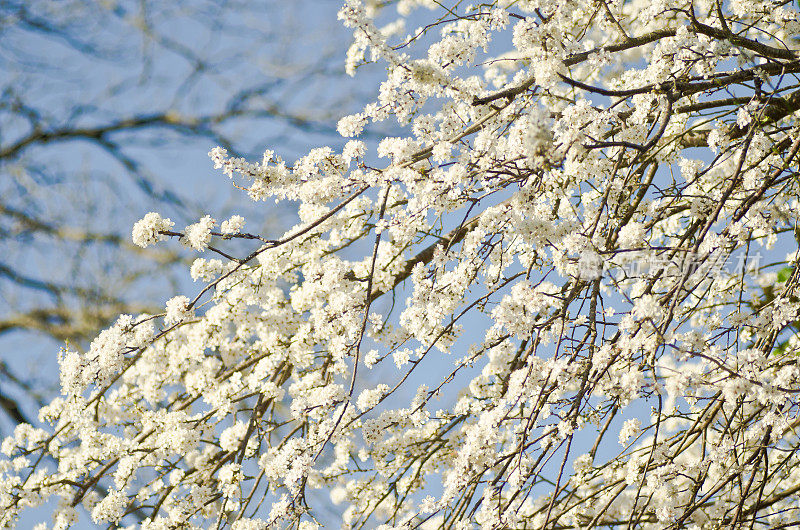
left=132, top=212, right=174, bottom=248
left=220, top=215, right=245, bottom=235
left=183, top=215, right=215, bottom=251
left=164, top=295, right=193, bottom=325
left=4, top=2, right=800, bottom=529
left=618, top=418, right=641, bottom=445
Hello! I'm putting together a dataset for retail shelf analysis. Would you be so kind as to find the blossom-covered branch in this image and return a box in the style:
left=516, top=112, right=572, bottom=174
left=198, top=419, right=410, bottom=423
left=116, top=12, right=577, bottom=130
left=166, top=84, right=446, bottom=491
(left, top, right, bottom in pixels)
left=3, top=1, right=800, bottom=528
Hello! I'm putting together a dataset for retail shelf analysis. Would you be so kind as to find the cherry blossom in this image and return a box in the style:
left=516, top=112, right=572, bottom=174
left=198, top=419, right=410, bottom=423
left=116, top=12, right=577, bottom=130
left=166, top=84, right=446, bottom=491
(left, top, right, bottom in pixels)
left=2, top=1, right=800, bottom=528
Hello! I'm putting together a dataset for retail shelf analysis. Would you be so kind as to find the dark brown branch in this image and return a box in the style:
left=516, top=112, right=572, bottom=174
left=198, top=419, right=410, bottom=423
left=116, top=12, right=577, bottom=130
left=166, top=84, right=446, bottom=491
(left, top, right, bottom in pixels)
left=689, top=17, right=797, bottom=61
left=472, top=28, right=678, bottom=105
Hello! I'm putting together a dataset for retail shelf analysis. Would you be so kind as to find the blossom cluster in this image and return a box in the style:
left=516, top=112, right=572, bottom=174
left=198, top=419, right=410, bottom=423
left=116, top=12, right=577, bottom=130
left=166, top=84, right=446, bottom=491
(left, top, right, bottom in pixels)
left=2, top=0, right=800, bottom=528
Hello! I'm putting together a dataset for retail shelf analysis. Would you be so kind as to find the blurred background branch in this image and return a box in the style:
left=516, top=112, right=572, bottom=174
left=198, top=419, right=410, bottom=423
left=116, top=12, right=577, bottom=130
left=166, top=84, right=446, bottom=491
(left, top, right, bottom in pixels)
left=0, top=0, right=368, bottom=431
